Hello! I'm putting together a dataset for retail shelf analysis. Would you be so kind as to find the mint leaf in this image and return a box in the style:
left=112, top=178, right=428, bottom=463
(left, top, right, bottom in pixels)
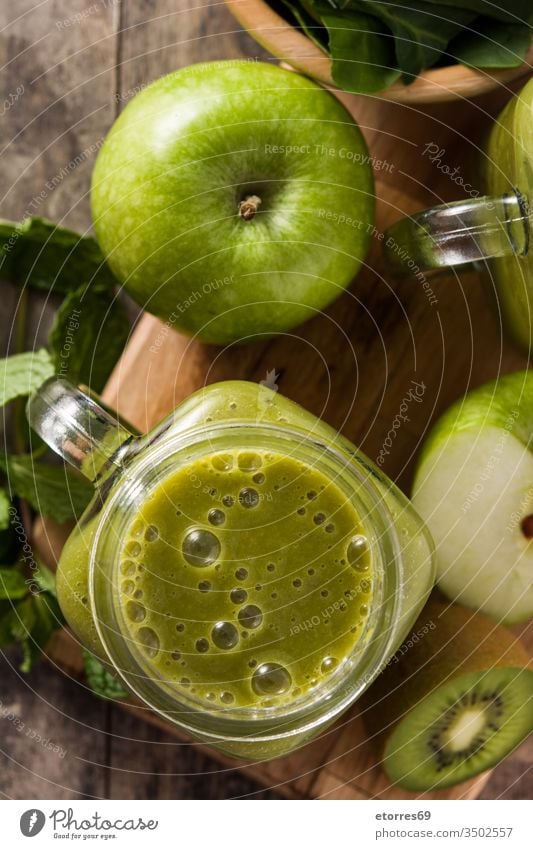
left=0, top=349, right=54, bottom=408
left=448, top=17, right=532, bottom=67
left=0, top=566, right=28, bottom=600
left=0, top=454, right=92, bottom=522
left=33, top=560, right=58, bottom=597
left=82, top=649, right=129, bottom=700
left=49, top=282, right=130, bottom=393
left=0, top=217, right=116, bottom=294
left=15, top=592, right=62, bottom=672
left=0, top=488, right=10, bottom=530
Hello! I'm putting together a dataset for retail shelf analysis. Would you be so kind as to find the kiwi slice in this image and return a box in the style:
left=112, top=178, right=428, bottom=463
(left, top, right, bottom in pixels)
left=361, top=601, right=533, bottom=791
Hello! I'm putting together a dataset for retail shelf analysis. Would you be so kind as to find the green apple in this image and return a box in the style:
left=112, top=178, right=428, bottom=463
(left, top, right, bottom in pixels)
left=91, top=61, right=374, bottom=344
left=412, top=371, right=533, bottom=624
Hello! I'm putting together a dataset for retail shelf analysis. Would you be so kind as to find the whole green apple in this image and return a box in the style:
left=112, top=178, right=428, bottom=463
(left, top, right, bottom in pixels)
left=91, top=61, right=374, bottom=344
left=412, top=371, right=533, bottom=624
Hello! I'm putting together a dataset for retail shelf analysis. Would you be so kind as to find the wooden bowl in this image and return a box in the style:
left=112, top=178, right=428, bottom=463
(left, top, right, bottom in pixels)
left=226, top=0, right=533, bottom=104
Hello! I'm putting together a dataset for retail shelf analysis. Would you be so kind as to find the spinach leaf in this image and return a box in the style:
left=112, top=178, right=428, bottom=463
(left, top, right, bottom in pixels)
left=317, top=7, right=401, bottom=92
left=448, top=16, right=532, bottom=67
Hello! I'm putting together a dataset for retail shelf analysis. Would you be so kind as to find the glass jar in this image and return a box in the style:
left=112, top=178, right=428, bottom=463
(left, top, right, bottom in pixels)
left=384, top=77, right=532, bottom=352
left=28, top=377, right=435, bottom=759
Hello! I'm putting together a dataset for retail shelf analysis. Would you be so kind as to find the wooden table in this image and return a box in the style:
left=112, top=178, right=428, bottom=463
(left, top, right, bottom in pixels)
left=1, top=0, right=532, bottom=799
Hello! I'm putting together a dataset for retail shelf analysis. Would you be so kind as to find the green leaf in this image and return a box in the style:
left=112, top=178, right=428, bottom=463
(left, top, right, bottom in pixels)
left=317, top=8, right=401, bottom=92
left=0, top=488, right=10, bottom=530
left=0, top=600, right=19, bottom=646
left=0, top=349, right=55, bottom=408
left=82, top=649, right=129, bottom=701
left=49, top=282, right=131, bottom=393
left=0, top=217, right=117, bottom=294
left=448, top=17, right=532, bottom=67
left=278, top=0, right=329, bottom=49
left=0, top=566, right=28, bottom=600
left=0, top=454, right=92, bottom=522
left=413, top=1, right=533, bottom=25
left=33, top=560, right=59, bottom=597
left=15, top=592, right=62, bottom=673
left=352, top=1, right=476, bottom=79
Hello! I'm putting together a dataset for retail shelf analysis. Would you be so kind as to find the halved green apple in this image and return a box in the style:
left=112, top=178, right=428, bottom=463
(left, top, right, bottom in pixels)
left=412, top=371, right=533, bottom=623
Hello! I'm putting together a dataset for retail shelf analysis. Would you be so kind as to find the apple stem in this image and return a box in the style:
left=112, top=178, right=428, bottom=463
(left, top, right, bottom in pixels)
left=521, top=515, right=533, bottom=539
left=239, top=195, right=262, bottom=221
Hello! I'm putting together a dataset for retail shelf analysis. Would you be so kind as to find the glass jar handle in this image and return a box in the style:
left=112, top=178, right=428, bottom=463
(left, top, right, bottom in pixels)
left=384, top=192, right=530, bottom=270
left=26, top=377, right=134, bottom=483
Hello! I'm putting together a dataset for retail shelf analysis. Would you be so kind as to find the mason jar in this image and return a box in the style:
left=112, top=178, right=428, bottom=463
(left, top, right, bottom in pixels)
left=28, top=378, right=435, bottom=759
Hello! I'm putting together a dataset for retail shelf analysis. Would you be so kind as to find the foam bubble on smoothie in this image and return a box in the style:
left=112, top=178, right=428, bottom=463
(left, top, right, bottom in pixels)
left=212, top=621, right=239, bottom=650
left=144, top=524, right=159, bottom=542
left=195, top=638, right=209, bottom=653
left=126, top=600, right=146, bottom=622
left=235, top=567, right=248, bottom=580
left=239, top=487, right=260, bottom=508
left=126, top=540, right=142, bottom=557
left=137, top=626, right=159, bottom=658
left=208, top=508, right=226, bottom=526
left=347, top=535, right=369, bottom=571
left=230, top=588, right=247, bottom=604
left=238, top=452, right=262, bottom=472
left=121, top=560, right=136, bottom=576
left=252, top=663, right=292, bottom=696
left=238, top=605, right=263, bottom=629
left=182, top=528, right=221, bottom=566
left=321, top=656, right=339, bottom=674
left=212, top=454, right=234, bottom=472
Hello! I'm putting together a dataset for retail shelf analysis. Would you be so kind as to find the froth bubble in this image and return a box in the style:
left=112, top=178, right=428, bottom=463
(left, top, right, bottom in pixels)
left=238, top=452, right=262, bottom=472
left=321, top=656, right=339, bottom=674
left=182, top=528, right=221, bottom=567
left=196, top=638, right=209, bottom=653
left=212, top=454, right=234, bottom=472
left=126, top=601, right=146, bottom=622
left=222, top=495, right=235, bottom=508
left=235, top=567, right=248, bottom=581
left=251, top=663, right=292, bottom=696
left=137, top=627, right=159, bottom=658
left=347, top=535, right=369, bottom=570
left=212, top=621, right=239, bottom=650
left=239, top=488, right=260, bottom=509
left=208, top=508, right=226, bottom=527
left=238, top=605, right=263, bottom=629
left=230, top=587, right=247, bottom=604
left=144, top=525, right=159, bottom=542
left=126, top=540, right=142, bottom=557
left=221, top=691, right=234, bottom=704
left=121, top=560, right=136, bottom=576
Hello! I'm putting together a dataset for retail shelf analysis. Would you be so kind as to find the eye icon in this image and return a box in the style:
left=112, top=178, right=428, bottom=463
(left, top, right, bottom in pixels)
left=20, top=810, right=46, bottom=837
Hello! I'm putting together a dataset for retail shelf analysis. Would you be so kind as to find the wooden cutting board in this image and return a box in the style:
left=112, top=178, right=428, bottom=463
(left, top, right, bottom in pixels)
left=36, top=77, right=532, bottom=800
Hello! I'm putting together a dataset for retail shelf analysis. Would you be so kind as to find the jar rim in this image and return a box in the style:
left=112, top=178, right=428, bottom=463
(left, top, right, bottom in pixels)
left=89, top=420, right=406, bottom=745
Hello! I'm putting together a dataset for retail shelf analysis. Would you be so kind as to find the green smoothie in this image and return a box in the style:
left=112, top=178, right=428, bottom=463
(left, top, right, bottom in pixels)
left=117, top=448, right=372, bottom=708
left=53, top=380, right=434, bottom=756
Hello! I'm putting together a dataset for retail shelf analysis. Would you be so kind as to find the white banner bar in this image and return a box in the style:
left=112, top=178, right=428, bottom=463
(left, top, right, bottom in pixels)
left=1, top=799, right=531, bottom=848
